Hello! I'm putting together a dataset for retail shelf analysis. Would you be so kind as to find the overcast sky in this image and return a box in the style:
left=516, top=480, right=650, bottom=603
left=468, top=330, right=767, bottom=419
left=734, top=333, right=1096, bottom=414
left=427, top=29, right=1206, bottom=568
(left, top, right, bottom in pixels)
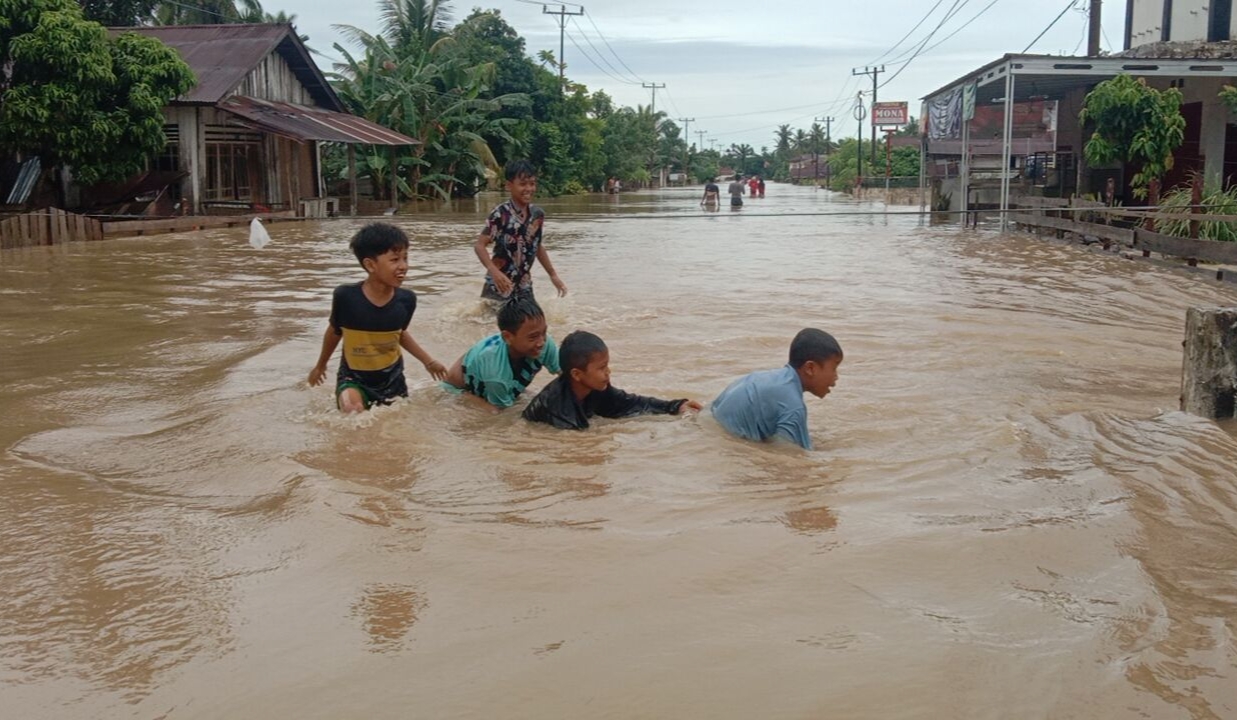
left=289, top=0, right=1127, bottom=150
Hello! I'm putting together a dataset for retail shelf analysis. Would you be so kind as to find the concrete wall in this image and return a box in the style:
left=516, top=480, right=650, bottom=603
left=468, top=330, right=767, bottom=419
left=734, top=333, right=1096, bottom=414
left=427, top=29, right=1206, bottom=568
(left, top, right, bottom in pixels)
left=1129, top=0, right=1237, bottom=46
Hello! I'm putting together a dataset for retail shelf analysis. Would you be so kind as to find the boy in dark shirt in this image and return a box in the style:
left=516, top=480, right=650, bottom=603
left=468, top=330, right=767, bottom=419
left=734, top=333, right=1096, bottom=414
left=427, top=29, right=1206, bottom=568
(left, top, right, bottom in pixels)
left=522, top=330, right=702, bottom=430
left=308, top=223, right=446, bottom=413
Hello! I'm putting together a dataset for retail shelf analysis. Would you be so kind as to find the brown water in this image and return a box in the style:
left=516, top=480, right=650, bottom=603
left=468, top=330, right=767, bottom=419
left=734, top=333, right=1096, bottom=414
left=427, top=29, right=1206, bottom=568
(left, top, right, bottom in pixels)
left=3, top=185, right=1237, bottom=719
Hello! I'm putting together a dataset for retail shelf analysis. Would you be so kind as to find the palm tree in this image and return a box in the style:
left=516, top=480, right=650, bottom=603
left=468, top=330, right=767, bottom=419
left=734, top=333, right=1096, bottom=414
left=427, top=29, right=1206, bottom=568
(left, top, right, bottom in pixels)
left=774, top=124, right=792, bottom=155
left=330, top=33, right=521, bottom=199
left=725, top=143, right=754, bottom=173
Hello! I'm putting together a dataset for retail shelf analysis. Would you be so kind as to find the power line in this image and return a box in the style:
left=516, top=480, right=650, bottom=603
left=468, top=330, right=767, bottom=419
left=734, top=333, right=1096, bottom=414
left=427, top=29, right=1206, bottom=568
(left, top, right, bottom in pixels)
left=913, top=0, right=1005, bottom=59
left=564, top=26, right=640, bottom=86
left=866, top=0, right=948, bottom=65
left=882, top=0, right=970, bottom=66
left=568, top=17, right=641, bottom=84
left=1023, top=0, right=1080, bottom=53
left=878, top=0, right=970, bottom=89
left=582, top=9, right=645, bottom=84
left=661, top=86, right=685, bottom=118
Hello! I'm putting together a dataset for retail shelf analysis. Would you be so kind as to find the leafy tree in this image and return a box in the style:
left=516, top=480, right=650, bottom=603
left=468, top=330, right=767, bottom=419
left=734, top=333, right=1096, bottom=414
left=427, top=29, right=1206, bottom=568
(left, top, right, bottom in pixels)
left=1, top=0, right=195, bottom=198
left=1080, top=74, right=1185, bottom=198
left=153, top=0, right=262, bottom=24
left=77, top=0, right=159, bottom=25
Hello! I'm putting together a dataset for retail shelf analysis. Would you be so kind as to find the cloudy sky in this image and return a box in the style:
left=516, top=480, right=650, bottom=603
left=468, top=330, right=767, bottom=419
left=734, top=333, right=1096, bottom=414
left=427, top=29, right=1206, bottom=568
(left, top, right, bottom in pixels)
left=289, top=0, right=1127, bottom=150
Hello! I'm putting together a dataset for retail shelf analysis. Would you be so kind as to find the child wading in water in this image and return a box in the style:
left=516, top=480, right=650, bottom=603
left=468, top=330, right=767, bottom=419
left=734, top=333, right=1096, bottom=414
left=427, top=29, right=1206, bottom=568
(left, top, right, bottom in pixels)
left=710, top=328, right=842, bottom=449
left=474, top=159, right=568, bottom=304
left=443, top=296, right=560, bottom=410
left=522, top=330, right=702, bottom=429
left=308, top=223, right=446, bottom=413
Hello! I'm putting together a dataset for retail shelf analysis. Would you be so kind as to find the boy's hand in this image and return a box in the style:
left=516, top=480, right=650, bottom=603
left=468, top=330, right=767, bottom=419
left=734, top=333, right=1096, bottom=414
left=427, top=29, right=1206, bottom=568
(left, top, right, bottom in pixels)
left=308, top=364, right=328, bottom=386
left=492, top=273, right=514, bottom=296
left=422, top=359, right=447, bottom=381
left=677, top=400, right=704, bottom=415
left=551, top=274, right=568, bottom=297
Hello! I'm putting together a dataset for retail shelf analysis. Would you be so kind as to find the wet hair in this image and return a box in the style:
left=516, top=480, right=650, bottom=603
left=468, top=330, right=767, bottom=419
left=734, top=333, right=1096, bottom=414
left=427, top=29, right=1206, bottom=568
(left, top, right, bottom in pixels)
left=505, top=159, right=537, bottom=182
left=497, top=294, right=545, bottom=334
left=559, top=330, right=607, bottom=372
left=350, top=223, right=409, bottom=267
left=788, top=328, right=843, bottom=369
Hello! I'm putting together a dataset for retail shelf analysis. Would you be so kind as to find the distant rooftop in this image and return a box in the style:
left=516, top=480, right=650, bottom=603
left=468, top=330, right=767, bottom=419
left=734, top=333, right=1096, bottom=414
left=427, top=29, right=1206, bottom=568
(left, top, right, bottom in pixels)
left=114, top=24, right=341, bottom=111
left=1117, top=39, right=1237, bottom=59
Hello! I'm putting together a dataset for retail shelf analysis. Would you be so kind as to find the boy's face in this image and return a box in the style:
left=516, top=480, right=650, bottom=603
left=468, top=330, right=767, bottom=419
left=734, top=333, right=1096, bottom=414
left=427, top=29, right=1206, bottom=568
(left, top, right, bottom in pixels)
left=570, top=349, right=611, bottom=393
left=506, top=173, right=537, bottom=207
left=362, top=247, right=408, bottom=288
left=501, top=315, right=547, bottom=359
left=802, top=355, right=842, bottom=399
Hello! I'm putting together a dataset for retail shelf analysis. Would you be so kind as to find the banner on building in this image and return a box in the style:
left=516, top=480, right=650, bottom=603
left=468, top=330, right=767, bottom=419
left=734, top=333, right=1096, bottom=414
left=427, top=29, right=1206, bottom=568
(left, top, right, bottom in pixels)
left=961, top=82, right=977, bottom=121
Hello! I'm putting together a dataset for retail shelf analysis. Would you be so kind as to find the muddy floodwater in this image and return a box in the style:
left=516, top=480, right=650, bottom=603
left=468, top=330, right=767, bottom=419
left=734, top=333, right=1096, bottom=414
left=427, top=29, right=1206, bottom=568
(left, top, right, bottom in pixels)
left=3, top=184, right=1237, bottom=719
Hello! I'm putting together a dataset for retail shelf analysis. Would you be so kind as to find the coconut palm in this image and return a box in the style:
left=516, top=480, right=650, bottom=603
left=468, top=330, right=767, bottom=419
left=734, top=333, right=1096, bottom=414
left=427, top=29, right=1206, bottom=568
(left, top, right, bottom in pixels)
left=774, top=124, right=792, bottom=155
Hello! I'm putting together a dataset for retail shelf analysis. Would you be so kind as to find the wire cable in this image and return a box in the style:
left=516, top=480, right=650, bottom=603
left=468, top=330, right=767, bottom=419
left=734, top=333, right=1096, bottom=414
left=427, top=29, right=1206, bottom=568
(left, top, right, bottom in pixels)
left=564, top=26, right=641, bottom=87
left=582, top=9, right=646, bottom=84
left=866, top=0, right=949, bottom=65
left=1022, top=0, right=1080, bottom=53
left=877, top=0, right=970, bottom=89
left=568, top=17, right=642, bottom=85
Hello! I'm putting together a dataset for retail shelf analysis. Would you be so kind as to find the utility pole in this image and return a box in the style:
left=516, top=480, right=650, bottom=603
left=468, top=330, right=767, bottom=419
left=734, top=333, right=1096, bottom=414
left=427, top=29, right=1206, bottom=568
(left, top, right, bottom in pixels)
left=815, top=115, right=833, bottom=187
left=678, top=117, right=694, bottom=185
left=853, top=65, right=885, bottom=165
left=1087, top=0, right=1102, bottom=56
left=853, top=92, right=866, bottom=188
left=542, top=4, right=584, bottom=94
left=642, top=82, right=666, bottom=113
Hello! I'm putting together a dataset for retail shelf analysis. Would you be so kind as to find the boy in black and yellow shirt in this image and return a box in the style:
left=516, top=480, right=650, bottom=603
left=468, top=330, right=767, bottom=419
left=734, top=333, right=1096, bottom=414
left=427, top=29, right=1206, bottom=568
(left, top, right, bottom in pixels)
left=308, top=223, right=446, bottom=412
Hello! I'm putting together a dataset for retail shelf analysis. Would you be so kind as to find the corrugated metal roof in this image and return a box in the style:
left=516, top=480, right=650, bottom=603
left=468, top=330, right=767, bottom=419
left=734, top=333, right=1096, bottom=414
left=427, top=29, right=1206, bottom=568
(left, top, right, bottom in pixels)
left=116, top=24, right=340, bottom=110
left=219, top=96, right=417, bottom=146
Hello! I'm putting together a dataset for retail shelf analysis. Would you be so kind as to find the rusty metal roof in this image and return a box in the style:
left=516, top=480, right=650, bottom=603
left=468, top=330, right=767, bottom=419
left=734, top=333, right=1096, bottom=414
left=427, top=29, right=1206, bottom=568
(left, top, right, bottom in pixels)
left=116, top=24, right=341, bottom=110
left=219, top=96, right=417, bottom=146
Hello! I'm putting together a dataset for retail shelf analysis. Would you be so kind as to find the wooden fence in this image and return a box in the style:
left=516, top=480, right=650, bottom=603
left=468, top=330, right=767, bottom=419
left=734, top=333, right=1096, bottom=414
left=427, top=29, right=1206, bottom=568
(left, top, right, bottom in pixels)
left=0, top=208, right=103, bottom=249
left=1009, top=196, right=1237, bottom=281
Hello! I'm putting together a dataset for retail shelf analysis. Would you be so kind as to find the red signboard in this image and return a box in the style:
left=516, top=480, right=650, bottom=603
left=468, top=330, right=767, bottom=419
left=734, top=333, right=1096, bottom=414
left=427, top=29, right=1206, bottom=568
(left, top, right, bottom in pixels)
left=872, top=101, right=909, bottom=126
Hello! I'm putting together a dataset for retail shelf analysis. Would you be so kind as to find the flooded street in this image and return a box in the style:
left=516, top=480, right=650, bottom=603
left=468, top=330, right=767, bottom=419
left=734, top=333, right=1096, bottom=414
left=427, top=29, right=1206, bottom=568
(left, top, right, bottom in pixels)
left=3, top=183, right=1237, bottom=719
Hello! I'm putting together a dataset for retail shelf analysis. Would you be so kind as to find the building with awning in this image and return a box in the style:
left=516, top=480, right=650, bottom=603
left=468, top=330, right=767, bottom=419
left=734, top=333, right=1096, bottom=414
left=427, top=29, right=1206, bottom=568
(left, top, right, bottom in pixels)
left=114, top=24, right=415, bottom=216
left=921, top=0, right=1237, bottom=223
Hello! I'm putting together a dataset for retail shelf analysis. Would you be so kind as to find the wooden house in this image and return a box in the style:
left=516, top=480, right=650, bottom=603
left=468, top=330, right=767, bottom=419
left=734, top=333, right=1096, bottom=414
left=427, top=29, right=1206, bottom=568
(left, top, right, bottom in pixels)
left=116, top=24, right=414, bottom=216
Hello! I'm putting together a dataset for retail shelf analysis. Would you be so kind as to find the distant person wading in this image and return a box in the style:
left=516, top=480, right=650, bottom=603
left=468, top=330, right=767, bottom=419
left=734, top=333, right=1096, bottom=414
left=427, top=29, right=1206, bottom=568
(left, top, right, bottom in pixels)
left=728, top=174, right=745, bottom=208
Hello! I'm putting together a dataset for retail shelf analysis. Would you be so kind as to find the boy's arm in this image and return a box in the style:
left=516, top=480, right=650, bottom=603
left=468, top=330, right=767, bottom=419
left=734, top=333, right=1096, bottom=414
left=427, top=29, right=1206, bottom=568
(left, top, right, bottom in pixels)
left=399, top=330, right=446, bottom=380
left=535, top=244, right=567, bottom=297
left=473, top=232, right=513, bottom=296
left=775, top=408, right=813, bottom=450
left=308, top=324, right=340, bottom=386
left=592, top=385, right=695, bottom=419
left=445, top=350, right=517, bottom=409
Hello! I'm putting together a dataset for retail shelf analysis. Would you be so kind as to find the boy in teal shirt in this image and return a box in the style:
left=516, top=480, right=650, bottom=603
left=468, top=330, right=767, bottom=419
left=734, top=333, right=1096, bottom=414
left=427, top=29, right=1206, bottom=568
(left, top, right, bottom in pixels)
left=443, top=296, right=560, bottom=409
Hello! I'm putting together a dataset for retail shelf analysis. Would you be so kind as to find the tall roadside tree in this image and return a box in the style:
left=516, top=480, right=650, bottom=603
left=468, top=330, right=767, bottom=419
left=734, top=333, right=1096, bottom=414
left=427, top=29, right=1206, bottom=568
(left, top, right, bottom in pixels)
left=1, top=0, right=194, bottom=203
left=1079, top=74, right=1185, bottom=198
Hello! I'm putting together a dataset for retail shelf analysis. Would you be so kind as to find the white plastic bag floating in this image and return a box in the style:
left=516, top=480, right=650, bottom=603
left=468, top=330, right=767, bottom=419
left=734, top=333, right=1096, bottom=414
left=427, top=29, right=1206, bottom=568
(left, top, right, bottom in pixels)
left=249, top=217, right=271, bottom=249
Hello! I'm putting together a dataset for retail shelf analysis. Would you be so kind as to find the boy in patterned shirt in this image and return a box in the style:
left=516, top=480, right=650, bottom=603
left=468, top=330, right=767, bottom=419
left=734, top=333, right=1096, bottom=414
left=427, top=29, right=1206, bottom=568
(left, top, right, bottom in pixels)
left=473, top=159, right=568, bottom=303
left=308, top=223, right=445, bottom=413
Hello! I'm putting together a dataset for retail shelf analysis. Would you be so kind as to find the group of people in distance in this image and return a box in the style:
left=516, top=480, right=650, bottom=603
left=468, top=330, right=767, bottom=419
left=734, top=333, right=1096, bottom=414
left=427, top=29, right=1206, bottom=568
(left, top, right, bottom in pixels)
left=701, top=173, right=765, bottom=210
left=309, top=160, right=842, bottom=449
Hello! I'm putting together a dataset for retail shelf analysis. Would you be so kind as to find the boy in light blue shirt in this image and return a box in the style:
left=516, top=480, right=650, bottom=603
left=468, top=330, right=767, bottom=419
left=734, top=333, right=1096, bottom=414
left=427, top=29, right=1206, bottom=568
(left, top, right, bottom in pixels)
left=443, top=295, right=560, bottom=409
left=711, top=328, right=843, bottom=450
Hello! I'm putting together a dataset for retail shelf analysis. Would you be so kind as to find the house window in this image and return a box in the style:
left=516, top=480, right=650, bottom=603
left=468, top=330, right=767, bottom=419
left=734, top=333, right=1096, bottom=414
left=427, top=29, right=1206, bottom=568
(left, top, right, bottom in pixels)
left=156, top=124, right=180, bottom=173
left=205, top=143, right=257, bottom=201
